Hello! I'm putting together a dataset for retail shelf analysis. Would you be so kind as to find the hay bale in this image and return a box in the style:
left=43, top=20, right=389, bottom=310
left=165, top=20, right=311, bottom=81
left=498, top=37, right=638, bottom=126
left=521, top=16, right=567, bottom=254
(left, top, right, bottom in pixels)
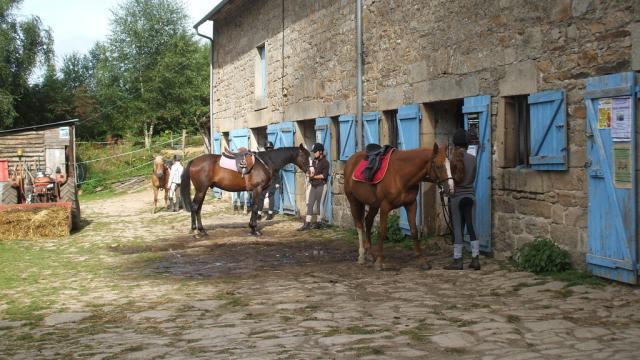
left=0, top=203, right=71, bottom=240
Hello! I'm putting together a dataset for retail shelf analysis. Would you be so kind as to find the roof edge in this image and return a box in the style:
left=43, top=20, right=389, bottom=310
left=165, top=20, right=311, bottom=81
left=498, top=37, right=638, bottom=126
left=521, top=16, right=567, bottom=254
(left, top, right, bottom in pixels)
left=193, top=0, right=232, bottom=29
left=0, top=119, right=79, bottom=135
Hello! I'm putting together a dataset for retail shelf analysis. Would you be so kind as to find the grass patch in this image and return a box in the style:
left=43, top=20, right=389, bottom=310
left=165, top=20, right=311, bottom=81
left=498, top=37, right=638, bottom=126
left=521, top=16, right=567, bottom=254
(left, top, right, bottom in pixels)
left=399, top=322, right=432, bottom=342
left=78, top=188, right=119, bottom=202
left=545, top=270, right=605, bottom=287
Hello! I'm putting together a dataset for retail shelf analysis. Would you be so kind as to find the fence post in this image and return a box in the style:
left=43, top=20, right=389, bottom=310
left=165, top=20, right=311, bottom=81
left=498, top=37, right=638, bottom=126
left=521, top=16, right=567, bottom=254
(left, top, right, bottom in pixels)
left=182, top=130, right=187, bottom=154
left=170, top=131, right=173, bottom=149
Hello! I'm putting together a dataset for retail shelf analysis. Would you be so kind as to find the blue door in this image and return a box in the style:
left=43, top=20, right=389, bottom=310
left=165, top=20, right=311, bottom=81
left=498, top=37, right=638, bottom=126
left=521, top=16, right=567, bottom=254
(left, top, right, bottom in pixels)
left=268, top=122, right=297, bottom=215
left=397, top=104, right=421, bottom=235
left=363, top=112, right=380, bottom=145
left=463, top=95, right=492, bottom=252
left=229, top=128, right=251, bottom=208
left=212, top=132, right=222, bottom=199
left=315, top=117, right=332, bottom=223
left=584, top=72, right=637, bottom=284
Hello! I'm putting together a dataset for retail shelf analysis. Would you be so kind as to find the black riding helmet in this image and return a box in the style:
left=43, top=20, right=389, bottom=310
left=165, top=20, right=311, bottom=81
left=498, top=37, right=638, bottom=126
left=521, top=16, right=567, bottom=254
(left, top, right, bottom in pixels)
left=311, top=142, right=325, bottom=153
left=452, top=128, right=469, bottom=147
left=264, top=140, right=274, bottom=150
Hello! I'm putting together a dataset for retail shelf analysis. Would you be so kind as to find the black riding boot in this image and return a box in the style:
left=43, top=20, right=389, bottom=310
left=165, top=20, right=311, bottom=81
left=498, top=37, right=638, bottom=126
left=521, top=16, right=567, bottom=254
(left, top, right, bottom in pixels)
left=444, top=257, right=463, bottom=270
left=468, top=256, right=481, bottom=270
left=297, top=222, right=311, bottom=231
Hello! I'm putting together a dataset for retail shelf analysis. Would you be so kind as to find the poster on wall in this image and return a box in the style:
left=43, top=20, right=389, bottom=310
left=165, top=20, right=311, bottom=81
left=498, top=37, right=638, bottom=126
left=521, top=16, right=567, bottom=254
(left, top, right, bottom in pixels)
left=597, top=98, right=611, bottom=129
left=611, top=96, right=632, bottom=142
left=613, top=143, right=632, bottom=189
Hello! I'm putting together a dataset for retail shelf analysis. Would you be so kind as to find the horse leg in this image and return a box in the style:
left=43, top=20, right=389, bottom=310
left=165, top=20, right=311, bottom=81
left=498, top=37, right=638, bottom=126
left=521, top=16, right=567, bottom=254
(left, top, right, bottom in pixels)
left=152, top=187, right=158, bottom=214
left=348, top=198, right=366, bottom=264
left=405, top=201, right=431, bottom=270
left=190, top=190, right=207, bottom=235
left=364, top=206, right=379, bottom=263
left=375, top=208, right=390, bottom=271
left=249, top=189, right=262, bottom=236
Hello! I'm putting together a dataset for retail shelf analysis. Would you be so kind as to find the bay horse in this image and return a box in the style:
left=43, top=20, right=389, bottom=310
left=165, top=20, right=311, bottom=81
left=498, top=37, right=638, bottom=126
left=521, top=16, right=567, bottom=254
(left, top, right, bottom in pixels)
left=343, top=143, right=451, bottom=270
left=181, top=144, right=310, bottom=235
left=151, top=156, right=170, bottom=213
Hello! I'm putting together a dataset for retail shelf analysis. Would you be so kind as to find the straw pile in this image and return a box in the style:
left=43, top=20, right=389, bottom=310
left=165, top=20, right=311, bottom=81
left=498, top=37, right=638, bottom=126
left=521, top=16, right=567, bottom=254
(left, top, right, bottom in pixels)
left=0, top=204, right=70, bottom=240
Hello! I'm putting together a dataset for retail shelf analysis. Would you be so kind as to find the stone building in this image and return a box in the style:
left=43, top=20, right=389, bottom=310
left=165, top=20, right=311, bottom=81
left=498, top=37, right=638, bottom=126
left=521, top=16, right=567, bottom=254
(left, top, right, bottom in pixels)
left=195, top=0, right=640, bottom=283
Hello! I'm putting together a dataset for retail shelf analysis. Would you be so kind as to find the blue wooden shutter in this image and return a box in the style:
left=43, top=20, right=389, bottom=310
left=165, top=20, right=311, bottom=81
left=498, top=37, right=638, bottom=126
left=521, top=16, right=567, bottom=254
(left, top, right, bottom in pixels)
left=585, top=72, right=637, bottom=284
left=528, top=90, right=567, bottom=170
left=363, top=112, right=380, bottom=145
left=229, top=128, right=251, bottom=207
left=278, top=122, right=297, bottom=215
left=397, top=104, right=421, bottom=235
left=212, top=132, right=222, bottom=198
left=338, top=114, right=356, bottom=160
left=463, top=95, right=492, bottom=252
left=315, top=117, right=332, bottom=223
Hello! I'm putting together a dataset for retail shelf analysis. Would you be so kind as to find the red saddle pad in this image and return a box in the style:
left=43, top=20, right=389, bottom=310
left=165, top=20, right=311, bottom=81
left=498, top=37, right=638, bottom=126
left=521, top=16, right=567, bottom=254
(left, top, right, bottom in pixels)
left=352, top=149, right=394, bottom=184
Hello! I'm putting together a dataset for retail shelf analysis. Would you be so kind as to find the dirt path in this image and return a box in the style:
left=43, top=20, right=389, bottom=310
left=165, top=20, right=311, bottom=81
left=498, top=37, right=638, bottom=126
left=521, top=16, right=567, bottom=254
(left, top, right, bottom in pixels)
left=1, top=190, right=640, bottom=359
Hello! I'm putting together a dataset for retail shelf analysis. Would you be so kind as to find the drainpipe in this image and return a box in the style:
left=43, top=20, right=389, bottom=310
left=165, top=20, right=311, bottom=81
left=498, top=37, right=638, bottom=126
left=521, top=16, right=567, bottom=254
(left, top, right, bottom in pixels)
left=194, top=20, right=215, bottom=154
left=355, top=0, right=363, bottom=151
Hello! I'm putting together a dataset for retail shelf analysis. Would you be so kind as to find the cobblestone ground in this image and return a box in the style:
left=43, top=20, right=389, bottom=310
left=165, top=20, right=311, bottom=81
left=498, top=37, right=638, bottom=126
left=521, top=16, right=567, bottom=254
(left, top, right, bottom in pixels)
left=1, top=190, right=640, bottom=359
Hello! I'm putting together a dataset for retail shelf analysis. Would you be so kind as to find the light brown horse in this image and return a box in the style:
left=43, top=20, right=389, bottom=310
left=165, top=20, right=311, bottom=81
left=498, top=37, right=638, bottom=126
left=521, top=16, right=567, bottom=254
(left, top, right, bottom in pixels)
left=343, top=144, right=451, bottom=270
left=181, top=145, right=310, bottom=235
left=151, top=156, right=170, bottom=213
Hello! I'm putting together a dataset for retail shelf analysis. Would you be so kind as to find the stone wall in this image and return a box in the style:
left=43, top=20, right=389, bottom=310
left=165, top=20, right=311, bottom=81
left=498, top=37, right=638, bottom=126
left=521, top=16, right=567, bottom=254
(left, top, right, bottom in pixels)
left=209, top=0, right=638, bottom=265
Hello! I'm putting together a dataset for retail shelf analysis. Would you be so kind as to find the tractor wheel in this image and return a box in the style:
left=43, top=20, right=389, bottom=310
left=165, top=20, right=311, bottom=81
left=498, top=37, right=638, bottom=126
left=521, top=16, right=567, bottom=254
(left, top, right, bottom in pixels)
left=60, top=180, right=81, bottom=230
left=0, top=182, right=18, bottom=205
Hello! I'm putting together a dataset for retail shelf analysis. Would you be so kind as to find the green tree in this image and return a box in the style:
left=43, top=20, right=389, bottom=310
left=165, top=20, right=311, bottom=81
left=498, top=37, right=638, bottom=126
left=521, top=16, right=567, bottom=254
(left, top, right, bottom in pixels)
left=0, top=0, right=55, bottom=129
left=106, top=0, right=206, bottom=147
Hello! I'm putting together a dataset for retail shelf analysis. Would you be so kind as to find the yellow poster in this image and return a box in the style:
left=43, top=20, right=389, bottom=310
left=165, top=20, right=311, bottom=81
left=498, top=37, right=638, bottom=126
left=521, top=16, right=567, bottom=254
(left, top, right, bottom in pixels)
left=613, top=144, right=632, bottom=189
left=598, top=98, right=612, bottom=129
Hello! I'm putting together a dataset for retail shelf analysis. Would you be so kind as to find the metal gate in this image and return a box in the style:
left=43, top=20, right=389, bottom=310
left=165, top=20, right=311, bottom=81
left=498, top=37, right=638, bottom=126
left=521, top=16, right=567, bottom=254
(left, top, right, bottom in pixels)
left=463, top=95, right=492, bottom=252
left=397, top=104, right=421, bottom=235
left=315, top=117, right=332, bottom=223
left=267, top=122, right=297, bottom=215
left=584, top=72, right=637, bottom=284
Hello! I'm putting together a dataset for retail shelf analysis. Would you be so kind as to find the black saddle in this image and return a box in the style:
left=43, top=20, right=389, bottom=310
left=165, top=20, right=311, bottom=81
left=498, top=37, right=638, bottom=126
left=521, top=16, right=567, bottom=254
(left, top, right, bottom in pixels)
left=222, top=147, right=254, bottom=176
left=363, top=144, right=393, bottom=182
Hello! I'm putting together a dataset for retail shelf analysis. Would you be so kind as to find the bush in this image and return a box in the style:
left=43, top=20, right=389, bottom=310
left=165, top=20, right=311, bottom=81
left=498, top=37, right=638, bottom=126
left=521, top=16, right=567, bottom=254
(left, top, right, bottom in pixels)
left=373, top=213, right=405, bottom=243
left=513, top=237, right=572, bottom=274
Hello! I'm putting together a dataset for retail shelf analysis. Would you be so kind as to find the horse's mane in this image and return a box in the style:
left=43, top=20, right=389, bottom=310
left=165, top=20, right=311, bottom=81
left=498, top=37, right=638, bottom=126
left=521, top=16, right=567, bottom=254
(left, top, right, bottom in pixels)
left=154, top=155, right=164, bottom=164
left=257, top=147, right=304, bottom=170
left=450, top=146, right=466, bottom=184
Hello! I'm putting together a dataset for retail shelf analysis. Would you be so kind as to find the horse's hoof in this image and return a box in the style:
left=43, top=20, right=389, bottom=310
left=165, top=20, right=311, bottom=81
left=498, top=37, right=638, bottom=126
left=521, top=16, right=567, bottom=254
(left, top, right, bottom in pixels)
left=250, top=230, right=262, bottom=236
left=374, top=261, right=384, bottom=271
left=198, top=229, right=208, bottom=236
left=419, top=262, right=432, bottom=271
left=366, top=253, right=375, bottom=263
left=357, top=255, right=366, bottom=265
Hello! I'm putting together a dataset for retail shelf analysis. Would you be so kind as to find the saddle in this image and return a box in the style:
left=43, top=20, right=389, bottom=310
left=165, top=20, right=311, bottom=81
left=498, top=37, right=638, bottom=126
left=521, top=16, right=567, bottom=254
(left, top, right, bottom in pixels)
left=353, top=144, right=395, bottom=184
left=222, top=147, right=256, bottom=176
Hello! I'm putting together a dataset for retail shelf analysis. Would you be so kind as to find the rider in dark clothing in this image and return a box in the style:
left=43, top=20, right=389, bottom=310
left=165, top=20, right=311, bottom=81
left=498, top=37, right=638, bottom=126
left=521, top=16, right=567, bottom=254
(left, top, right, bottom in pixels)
left=298, top=143, right=330, bottom=231
left=258, top=141, right=281, bottom=220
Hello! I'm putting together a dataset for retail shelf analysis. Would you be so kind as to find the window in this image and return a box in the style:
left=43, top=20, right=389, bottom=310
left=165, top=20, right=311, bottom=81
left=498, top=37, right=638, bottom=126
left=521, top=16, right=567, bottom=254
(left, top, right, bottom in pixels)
left=256, top=44, right=266, bottom=98
left=383, top=110, right=398, bottom=148
left=501, top=90, right=567, bottom=170
left=502, top=95, right=530, bottom=167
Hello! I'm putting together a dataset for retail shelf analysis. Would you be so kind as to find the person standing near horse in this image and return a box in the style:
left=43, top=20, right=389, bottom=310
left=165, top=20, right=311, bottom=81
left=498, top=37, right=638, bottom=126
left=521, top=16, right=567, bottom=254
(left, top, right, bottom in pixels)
left=257, top=141, right=281, bottom=220
left=168, top=155, right=183, bottom=212
left=445, top=128, right=481, bottom=270
left=298, top=143, right=330, bottom=231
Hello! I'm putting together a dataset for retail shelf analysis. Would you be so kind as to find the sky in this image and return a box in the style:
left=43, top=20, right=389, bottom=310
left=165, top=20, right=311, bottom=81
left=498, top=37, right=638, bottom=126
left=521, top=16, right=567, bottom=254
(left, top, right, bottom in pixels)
left=17, top=0, right=220, bottom=67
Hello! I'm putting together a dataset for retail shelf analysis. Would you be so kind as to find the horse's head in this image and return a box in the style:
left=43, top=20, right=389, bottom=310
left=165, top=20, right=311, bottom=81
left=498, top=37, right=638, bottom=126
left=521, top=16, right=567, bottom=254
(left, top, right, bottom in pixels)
left=153, top=156, right=165, bottom=179
left=295, top=143, right=311, bottom=173
left=427, top=143, right=452, bottom=193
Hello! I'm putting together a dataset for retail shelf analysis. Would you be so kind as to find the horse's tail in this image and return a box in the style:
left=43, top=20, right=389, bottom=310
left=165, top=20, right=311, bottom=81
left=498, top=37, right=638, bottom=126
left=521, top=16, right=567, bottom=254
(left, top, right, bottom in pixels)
left=180, top=160, right=193, bottom=212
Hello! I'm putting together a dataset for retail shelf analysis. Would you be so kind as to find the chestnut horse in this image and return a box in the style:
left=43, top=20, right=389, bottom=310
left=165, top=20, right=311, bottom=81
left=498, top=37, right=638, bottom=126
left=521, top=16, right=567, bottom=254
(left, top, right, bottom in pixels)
left=151, top=156, right=170, bottom=213
left=343, top=144, right=451, bottom=270
left=181, top=144, right=310, bottom=235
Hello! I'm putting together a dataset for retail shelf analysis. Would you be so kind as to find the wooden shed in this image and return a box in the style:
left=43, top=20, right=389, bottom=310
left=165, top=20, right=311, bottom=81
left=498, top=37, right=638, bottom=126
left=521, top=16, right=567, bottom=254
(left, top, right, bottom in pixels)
left=0, top=119, right=81, bottom=230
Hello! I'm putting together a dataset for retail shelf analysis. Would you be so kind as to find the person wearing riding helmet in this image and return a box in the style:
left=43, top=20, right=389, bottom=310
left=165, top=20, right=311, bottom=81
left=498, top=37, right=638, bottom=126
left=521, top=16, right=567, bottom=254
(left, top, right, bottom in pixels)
left=298, top=142, right=329, bottom=231
left=168, top=154, right=183, bottom=212
left=444, top=128, right=481, bottom=270
left=258, top=140, right=281, bottom=220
